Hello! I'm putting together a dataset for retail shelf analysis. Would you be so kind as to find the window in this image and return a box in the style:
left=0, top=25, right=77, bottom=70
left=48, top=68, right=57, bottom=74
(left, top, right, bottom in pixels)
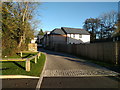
left=79, top=34, right=82, bottom=38
left=73, top=34, right=75, bottom=38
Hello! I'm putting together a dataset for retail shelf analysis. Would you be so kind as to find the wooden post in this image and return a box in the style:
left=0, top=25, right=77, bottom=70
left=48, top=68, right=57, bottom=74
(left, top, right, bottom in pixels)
left=38, top=52, right=40, bottom=59
left=20, top=52, right=22, bottom=57
left=39, top=52, right=41, bottom=56
left=35, top=56, right=37, bottom=63
left=37, top=53, right=39, bottom=59
left=26, top=59, right=30, bottom=72
left=115, top=42, right=118, bottom=65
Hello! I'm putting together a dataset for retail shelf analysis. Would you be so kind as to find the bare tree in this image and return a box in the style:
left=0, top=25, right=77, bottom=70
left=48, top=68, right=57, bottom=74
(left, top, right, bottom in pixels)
left=2, top=2, right=41, bottom=56
left=83, top=18, right=100, bottom=41
left=14, top=2, right=39, bottom=48
left=99, top=11, right=118, bottom=38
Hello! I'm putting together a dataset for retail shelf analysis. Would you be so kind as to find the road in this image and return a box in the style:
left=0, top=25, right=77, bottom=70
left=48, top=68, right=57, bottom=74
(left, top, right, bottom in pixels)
left=2, top=49, right=120, bottom=89
left=2, top=78, right=39, bottom=89
left=37, top=48, right=120, bottom=88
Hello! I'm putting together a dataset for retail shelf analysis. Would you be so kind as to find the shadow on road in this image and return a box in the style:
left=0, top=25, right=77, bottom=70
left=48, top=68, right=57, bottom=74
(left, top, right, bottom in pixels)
left=38, top=48, right=80, bottom=59
left=38, top=48, right=120, bottom=88
left=38, top=48, right=120, bottom=74
left=38, top=48, right=108, bottom=69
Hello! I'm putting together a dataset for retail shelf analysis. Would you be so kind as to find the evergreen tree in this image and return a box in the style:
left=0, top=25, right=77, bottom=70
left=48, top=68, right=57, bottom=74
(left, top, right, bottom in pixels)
left=2, top=2, right=40, bottom=56
left=38, top=29, right=44, bottom=35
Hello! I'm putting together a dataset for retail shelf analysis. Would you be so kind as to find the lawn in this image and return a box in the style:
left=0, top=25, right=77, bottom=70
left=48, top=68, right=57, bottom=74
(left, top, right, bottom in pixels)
left=83, top=57, right=120, bottom=73
left=3, top=52, right=38, bottom=59
left=1, top=53, right=46, bottom=77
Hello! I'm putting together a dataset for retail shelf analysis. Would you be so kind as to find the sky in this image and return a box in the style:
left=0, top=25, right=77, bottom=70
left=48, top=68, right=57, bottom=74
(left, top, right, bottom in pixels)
left=34, top=2, right=118, bottom=32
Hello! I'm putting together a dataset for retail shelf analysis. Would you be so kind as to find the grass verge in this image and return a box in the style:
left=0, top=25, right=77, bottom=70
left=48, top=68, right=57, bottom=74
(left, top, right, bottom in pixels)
left=76, top=55, right=120, bottom=73
left=87, top=59, right=120, bottom=72
left=3, top=52, right=38, bottom=59
left=1, top=53, right=46, bottom=77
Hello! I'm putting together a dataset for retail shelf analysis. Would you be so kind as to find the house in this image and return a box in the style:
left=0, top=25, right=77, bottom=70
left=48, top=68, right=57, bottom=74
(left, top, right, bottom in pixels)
left=42, top=27, right=90, bottom=48
left=112, top=29, right=120, bottom=42
left=61, top=27, right=90, bottom=44
left=48, top=28, right=66, bottom=48
left=31, top=37, right=37, bottom=43
left=41, top=31, right=51, bottom=48
left=36, top=35, right=44, bottom=44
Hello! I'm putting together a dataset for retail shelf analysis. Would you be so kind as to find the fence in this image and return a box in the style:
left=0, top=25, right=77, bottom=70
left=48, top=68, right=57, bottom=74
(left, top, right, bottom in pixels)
left=1, top=52, right=41, bottom=72
left=53, top=41, right=120, bottom=65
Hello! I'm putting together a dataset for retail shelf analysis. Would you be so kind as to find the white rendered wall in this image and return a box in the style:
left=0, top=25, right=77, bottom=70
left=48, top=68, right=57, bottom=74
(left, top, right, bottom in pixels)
left=31, top=37, right=37, bottom=43
left=67, top=34, right=90, bottom=44
left=81, top=35, right=90, bottom=43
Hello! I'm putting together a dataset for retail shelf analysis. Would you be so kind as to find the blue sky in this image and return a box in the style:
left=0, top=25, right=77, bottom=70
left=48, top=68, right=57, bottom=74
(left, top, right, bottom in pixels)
left=34, top=2, right=118, bottom=32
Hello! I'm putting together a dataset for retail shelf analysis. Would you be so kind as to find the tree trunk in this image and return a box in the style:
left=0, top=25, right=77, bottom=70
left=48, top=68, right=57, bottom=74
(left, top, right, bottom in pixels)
left=17, top=2, right=28, bottom=49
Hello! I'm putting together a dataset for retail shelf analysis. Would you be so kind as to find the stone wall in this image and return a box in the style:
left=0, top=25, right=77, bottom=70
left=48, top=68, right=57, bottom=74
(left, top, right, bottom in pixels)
left=28, top=43, right=37, bottom=52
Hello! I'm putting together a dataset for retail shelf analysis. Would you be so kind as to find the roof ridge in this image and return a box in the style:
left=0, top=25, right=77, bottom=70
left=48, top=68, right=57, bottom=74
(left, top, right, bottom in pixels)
left=61, top=27, right=90, bottom=35
left=54, top=28, right=61, bottom=30
left=61, top=27, right=85, bottom=30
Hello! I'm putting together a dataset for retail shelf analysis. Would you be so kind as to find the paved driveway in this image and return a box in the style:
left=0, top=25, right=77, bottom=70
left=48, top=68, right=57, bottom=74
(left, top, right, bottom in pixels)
left=37, top=48, right=120, bottom=88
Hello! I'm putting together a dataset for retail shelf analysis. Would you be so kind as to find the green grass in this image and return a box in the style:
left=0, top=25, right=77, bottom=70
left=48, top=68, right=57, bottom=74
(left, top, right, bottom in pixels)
left=80, top=57, right=120, bottom=73
left=86, top=59, right=119, bottom=67
left=1, top=53, right=46, bottom=77
left=76, top=55, right=120, bottom=73
left=3, top=54, right=21, bottom=59
left=76, top=55, right=119, bottom=67
left=3, top=52, right=38, bottom=59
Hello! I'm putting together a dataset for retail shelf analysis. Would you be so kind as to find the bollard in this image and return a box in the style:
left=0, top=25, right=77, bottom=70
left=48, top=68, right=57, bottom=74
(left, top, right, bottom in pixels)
left=35, top=56, right=37, bottom=63
left=37, top=54, right=39, bottom=59
left=38, top=52, right=40, bottom=59
left=20, top=52, right=22, bottom=57
left=26, top=59, right=30, bottom=72
left=39, top=52, right=41, bottom=57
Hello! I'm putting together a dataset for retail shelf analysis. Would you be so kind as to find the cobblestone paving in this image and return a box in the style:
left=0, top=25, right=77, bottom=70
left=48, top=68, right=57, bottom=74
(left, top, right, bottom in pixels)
left=44, top=69, right=118, bottom=77
left=41, top=49, right=119, bottom=77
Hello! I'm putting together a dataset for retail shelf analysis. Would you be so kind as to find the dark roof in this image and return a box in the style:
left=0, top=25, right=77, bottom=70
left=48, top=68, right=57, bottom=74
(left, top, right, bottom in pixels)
left=61, top=27, right=90, bottom=35
left=50, top=28, right=65, bottom=35
left=38, top=35, right=44, bottom=38
left=112, top=32, right=120, bottom=37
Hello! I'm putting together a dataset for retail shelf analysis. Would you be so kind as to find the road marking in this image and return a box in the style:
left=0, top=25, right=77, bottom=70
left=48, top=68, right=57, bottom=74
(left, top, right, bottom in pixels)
left=43, top=75, right=118, bottom=77
left=36, top=53, right=47, bottom=90
left=0, top=75, right=39, bottom=79
left=35, top=50, right=119, bottom=89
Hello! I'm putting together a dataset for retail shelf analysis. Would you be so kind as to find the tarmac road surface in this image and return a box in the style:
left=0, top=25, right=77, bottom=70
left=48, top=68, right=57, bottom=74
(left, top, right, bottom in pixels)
left=2, top=49, right=120, bottom=89
left=37, top=49, right=120, bottom=89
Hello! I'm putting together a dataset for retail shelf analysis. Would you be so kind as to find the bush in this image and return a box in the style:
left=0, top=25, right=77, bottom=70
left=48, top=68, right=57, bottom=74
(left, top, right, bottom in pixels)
left=2, top=36, right=18, bottom=57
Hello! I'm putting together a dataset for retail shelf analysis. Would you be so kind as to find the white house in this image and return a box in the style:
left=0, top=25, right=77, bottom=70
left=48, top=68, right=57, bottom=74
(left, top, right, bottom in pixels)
left=61, top=27, right=90, bottom=44
left=41, top=27, right=90, bottom=48
left=48, top=27, right=90, bottom=46
left=31, top=37, right=37, bottom=43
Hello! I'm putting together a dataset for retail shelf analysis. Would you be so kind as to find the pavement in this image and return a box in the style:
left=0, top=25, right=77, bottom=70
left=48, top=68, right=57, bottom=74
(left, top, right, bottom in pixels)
left=2, top=48, right=120, bottom=89
left=37, top=48, right=120, bottom=89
